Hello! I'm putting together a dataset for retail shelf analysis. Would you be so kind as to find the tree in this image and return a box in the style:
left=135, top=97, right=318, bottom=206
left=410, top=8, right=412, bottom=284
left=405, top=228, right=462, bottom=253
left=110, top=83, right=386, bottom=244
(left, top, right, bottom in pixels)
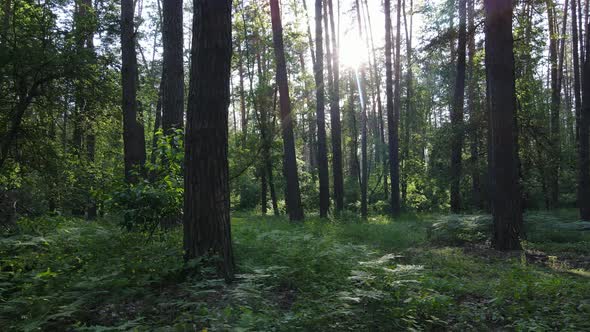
left=269, top=0, right=304, bottom=221
left=314, top=0, right=330, bottom=218
left=355, top=0, right=368, bottom=218
left=467, top=0, right=482, bottom=210
left=121, top=0, right=147, bottom=183
left=484, top=0, right=523, bottom=250
left=579, top=22, right=590, bottom=220
left=389, top=0, right=402, bottom=216
left=450, top=0, right=466, bottom=213
left=184, top=0, right=235, bottom=280
left=384, top=0, right=395, bottom=214
left=161, top=0, right=184, bottom=134
left=573, top=0, right=583, bottom=143
left=327, top=0, right=344, bottom=212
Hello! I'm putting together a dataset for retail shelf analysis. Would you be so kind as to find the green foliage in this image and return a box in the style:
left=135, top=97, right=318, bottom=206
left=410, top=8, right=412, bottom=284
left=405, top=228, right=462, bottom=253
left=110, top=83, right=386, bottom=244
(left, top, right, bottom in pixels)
left=2, top=211, right=589, bottom=331
left=107, top=131, right=184, bottom=231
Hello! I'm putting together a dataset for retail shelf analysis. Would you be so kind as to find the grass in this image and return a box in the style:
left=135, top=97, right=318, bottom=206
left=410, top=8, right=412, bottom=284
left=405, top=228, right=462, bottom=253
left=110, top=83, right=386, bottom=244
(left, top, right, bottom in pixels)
left=1, top=211, right=589, bottom=331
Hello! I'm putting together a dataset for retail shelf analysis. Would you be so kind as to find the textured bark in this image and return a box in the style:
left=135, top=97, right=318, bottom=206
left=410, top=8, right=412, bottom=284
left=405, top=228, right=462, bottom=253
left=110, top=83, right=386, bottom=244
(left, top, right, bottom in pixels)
left=315, top=0, right=330, bottom=218
left=467, top=0, right=482, bottom=210
left=579, top=22, right=590, bottom=220
left=270, top=0, right=304, bottom=221
left=484, top=0, right=522, bottom=250
left=161, top=0, right=184, bottom=134
left=184, top=0, right=235, bottom=280
left=450, top=0, right=466, bottom=213
left=121, top=0, right=147, bottom=183
left=328, top=0, right=344, bottom=212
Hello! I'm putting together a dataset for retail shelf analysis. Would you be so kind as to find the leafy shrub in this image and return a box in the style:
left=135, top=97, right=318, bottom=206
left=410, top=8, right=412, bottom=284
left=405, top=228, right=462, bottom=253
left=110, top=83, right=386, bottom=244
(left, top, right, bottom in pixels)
left=107, top=130, right=183, bottom=232
left=428, top=214, right=492, bottom=245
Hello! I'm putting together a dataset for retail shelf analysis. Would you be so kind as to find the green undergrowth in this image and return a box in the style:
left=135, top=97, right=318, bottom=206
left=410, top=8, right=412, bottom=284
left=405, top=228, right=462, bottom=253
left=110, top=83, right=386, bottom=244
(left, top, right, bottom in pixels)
left=1, top=212, right=589, bottom=331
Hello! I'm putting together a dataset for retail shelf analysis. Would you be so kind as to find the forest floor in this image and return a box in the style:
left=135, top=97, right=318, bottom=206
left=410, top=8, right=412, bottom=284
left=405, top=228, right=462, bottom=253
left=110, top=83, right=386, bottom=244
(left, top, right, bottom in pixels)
left=1, top=210, right=590, bottom=331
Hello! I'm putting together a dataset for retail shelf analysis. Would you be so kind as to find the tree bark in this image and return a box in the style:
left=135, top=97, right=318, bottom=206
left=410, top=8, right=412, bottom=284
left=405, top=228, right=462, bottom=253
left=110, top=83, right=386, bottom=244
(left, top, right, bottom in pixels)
left=450, top=0, right=466, bottom=213
left=270, top=0, right=304, bottom=221
left=580, top=22, right=590, bottom=220
left=121, top=0, right=147, bottom=183
left=161, top=0, right=184, bottom=134
left=484, top=0, right=523, bottom=250
left=315, top=0, right=330, bottom=218
left=328, top=0, right=344, bottom=212
left=184, top=0, right=235, bottom=281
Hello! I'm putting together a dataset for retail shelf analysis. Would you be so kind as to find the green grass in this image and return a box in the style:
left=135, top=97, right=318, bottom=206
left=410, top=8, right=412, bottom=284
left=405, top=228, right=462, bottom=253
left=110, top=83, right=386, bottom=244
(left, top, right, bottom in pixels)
left=1, top=212, right=589, bottom=331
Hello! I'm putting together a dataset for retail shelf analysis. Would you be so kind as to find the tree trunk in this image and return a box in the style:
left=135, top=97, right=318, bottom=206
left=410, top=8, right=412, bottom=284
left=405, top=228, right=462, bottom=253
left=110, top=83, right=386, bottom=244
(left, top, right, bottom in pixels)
left=184, top=0, right=235, bottom=281
left=574, top=0, right=583, bottom=143
left=402, top=0, right=413, bottom=206
left=388, top=0, right=402, bottom=216
left=315, top=0, right=330, bottom=218
left=547, top=0, right=563, bottom=209
left=467, top=0, right=482, bottom=210
left=450, top=0, right=466, bottom=213
left=121, top=0, right=147, bottom=183
left=328, top=0, right=344, bottom=212
left=484, top=0, right=522, bottom=250
left=580, top=22, right=590, bottom=220
left=161, top=0, right=184, bottom=134
left=354, top=0, right=368, bottom=218
left=270, top=0, right=304, bottom=221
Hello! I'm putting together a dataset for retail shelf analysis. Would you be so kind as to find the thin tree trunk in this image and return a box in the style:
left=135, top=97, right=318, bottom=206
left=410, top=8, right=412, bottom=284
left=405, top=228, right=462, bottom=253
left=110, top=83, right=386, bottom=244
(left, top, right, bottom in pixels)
left=315, top=0, right=330, bottom=218
left=574, top=0, right=583, bottom=143
left=270, top=0, right=304, bottom=221
left=328, top=0, right=344, bottom=212
left=388, top=0, right=402, bottom=216
left=450, top=0, right=466, bottom=213
left=484, top=0, right=523, bottom=250
left=402, top=0, right=413, bottom=206
left=363, top=0, right=388, bottom=200
left=547, top=0, right=562, bottom=209
left=580, top=22, right=590, bottom=220
left=467, top=0, right=482, bottom=210
left=184, top=0, right=235, bottom=280
left=354, top=0, right=368, bottom=218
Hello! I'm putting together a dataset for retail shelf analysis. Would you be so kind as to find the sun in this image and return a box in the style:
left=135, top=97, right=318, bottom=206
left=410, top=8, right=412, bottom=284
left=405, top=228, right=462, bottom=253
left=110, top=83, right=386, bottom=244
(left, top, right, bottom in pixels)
left=338, top=34, right=369, bottom=69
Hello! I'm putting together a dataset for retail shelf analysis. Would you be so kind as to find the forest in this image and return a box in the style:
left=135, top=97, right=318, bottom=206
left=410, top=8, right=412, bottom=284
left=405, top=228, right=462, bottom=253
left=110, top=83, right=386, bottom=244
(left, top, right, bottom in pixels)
left=1, top=0, right=590, bottom=330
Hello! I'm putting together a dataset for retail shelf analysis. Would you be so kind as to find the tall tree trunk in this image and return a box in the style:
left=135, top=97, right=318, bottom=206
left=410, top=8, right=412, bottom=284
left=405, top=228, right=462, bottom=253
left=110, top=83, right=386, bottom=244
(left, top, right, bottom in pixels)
left=388, top=0, right=402, bottom=216
left=450, top=0, right=466, bottom=213
left=238, top=42, right=247, bottom=133
left=354, top=0, right=368, bottom=218
left=580, top=22, right=590, bottom=220
left=184, top=0, right=235, bottom=280
left=328, top=0, right=344, bottom=212
left=161, top=0, right=184, bottom=135
left=121, top=0, right=147, bottom=183
left=315, top=0, right=330, bottom=218
left=547, top=0, right=562, bottom=209
left=270, top=0, right=304, bottom=221
left=467, top=0, right=482, bottom=210
left=484, top=0, right=522, bottom=250
left=384, top=0, right=395, bottom=215
left=402, top=0, right=413, bottom=206
left=363, top=0, right=388, bottom=200
left=574, top=0, right=583, bottom=143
